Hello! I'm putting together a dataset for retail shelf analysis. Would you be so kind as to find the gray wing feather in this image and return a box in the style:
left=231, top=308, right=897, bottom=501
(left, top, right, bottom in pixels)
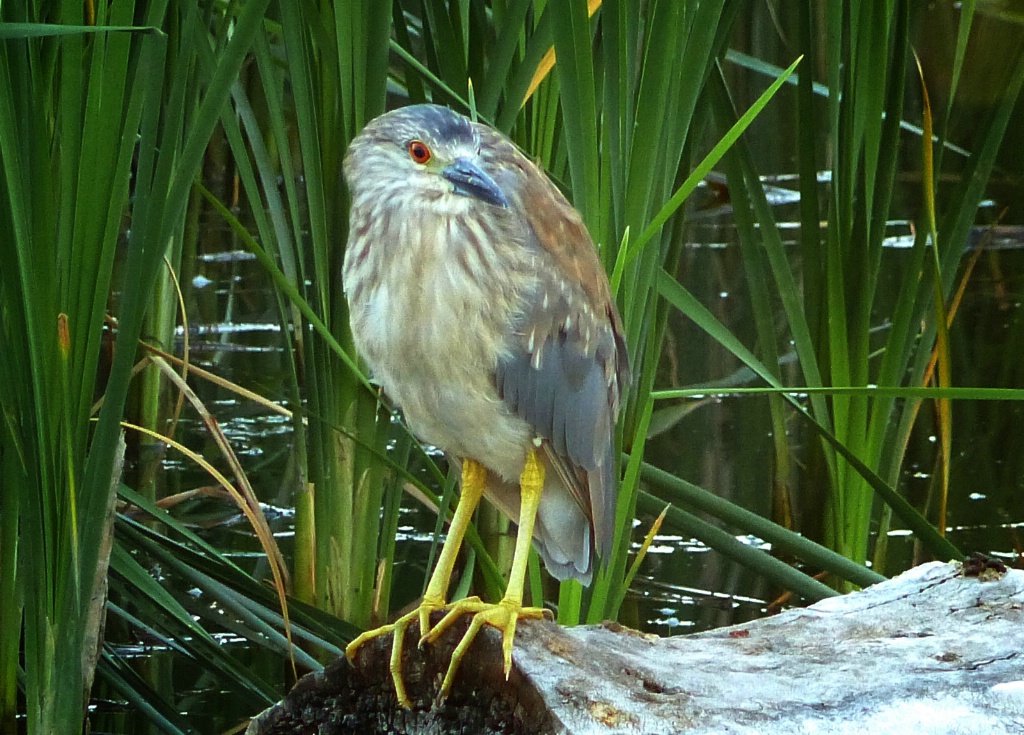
left=497, top=338, right=605, bottom=469
left=495, top=281, right=623, bottom=561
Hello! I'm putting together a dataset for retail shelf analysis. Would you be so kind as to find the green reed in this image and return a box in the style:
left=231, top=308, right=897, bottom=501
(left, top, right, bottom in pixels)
left=1, top=0, right=270, bottom=730
left=4, top=2, right=1023, bottom=732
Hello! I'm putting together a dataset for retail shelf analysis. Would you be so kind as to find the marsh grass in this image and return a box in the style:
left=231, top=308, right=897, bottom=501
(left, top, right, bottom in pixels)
left=2, top=2, right=1023, bottom=732
left=704, top=3, right=1024, bottom=577
left=1, top=1, right=273, bottom=730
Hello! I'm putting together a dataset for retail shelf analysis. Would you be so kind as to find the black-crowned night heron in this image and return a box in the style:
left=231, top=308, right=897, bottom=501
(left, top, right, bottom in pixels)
left=342, top=104, right=630, bottom=707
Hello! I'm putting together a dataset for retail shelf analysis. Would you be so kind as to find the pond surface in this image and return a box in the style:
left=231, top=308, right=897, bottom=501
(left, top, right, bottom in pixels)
left=158, top=194, right=1023, bottom=644
left=100, top=121, right=1024, bottom=735
left=95, top=13, right=1024, bottom=732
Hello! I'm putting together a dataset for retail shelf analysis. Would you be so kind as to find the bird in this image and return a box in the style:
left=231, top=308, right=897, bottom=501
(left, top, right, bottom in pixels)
left=341, top=103, right=630, bottom=708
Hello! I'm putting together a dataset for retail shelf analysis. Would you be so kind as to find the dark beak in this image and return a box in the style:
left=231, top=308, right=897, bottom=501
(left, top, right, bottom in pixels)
left=442, top=158, right=509, bottom=208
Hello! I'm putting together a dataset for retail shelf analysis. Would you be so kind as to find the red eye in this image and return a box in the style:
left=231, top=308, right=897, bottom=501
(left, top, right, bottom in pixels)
left=407, top=140, right=432, bottom=164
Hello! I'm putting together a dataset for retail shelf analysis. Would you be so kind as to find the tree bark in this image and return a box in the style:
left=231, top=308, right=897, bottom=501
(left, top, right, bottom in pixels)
left=247, top=561, right=1024, bottom=735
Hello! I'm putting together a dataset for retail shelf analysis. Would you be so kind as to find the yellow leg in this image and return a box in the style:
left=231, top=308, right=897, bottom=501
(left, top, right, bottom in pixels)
left=345, top=459, right=488, bottom=708
left=423, top=448, right=552, bottom=700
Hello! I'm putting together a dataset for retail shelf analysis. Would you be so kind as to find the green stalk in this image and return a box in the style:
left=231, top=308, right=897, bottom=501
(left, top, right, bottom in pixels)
left=0, top=1, right=271, bottom=729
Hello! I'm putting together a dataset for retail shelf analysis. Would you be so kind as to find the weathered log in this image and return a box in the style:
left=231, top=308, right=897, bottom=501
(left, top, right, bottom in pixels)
left=247, top=561, right=1024, bottom=734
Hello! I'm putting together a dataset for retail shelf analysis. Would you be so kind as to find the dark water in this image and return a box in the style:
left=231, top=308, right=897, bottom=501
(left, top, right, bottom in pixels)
left=634, top=192, right=1024, bottom=633
left=92, top=139, right=1024, bottom=733
left=97, top=8, right=1024, bottom=726
left=159, top=204, right=1024, bottom=643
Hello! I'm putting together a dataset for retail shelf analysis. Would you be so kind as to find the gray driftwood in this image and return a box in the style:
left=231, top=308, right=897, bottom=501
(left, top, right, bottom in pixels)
left=247, top=561, right=1024, bottom=735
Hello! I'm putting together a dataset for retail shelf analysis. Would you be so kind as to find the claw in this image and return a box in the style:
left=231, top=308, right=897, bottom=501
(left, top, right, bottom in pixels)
left=424, top=597, right=550, bottom=701
left=345, top=597, right=446, bottom=708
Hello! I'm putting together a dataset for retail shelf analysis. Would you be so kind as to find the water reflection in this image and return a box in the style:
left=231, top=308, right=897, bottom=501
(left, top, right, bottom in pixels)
left=163, top=217, right=1024, bottom=638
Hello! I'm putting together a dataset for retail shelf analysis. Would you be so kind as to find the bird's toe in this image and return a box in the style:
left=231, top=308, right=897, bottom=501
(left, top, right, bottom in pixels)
left=430, top=597, right=549, bottom=701
left=345, top=596, right=448, bottom=709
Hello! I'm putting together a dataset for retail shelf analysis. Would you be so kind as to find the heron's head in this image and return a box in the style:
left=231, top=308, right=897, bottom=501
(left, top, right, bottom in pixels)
left=344, top=104, right=510, bottom=214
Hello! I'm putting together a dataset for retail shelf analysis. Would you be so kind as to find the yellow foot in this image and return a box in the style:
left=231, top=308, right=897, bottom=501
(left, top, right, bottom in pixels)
left=344, top=597, right=445, bottom=708
left=422, top=596, right=552, bottom=701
